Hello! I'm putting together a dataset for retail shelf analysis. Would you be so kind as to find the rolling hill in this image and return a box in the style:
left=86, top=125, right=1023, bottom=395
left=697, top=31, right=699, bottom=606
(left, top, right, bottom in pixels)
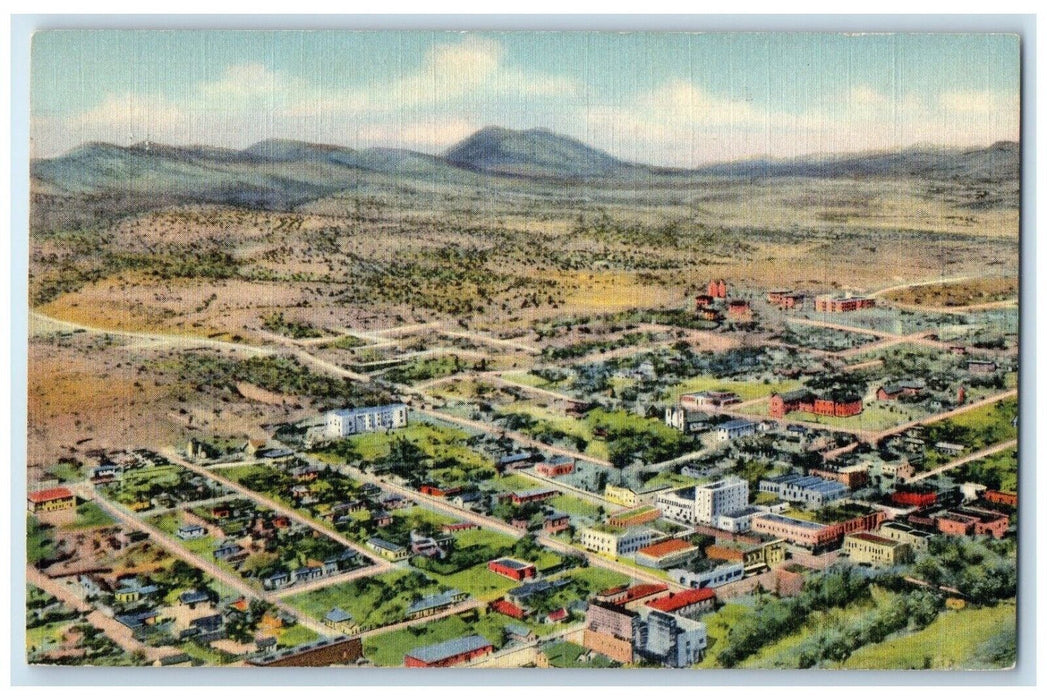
left=30, top=128, right=1020, bottom=213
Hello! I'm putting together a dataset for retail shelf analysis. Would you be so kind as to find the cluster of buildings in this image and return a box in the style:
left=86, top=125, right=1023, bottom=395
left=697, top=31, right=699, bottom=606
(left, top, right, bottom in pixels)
left=582, top=595, right=708, bottom=668
left=768, top=389, right=863, bottom=419
left=694, top=280, right=754, bottom=323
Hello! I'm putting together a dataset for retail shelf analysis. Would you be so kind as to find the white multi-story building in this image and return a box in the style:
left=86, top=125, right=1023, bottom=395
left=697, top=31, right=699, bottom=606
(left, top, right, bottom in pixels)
left=656, top=477, right=750, bottom=527
left=694, top=477, right=749, bottom=523
left=325, top=403, right=408, bottom=438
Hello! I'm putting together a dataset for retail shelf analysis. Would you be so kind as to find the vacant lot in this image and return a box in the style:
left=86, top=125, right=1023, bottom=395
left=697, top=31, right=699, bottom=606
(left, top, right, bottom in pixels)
left=883, top=277, right=1018, bottom=309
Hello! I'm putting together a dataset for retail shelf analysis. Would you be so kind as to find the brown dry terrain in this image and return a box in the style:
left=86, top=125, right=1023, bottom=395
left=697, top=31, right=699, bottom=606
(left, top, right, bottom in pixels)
left=27, top=164, right=1019, bottom=466
left=882, top=276, right=1018, bottom=308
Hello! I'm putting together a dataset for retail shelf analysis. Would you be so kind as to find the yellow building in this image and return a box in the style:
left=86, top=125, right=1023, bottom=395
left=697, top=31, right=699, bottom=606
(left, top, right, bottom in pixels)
left=843, top=532, right=912, bottom=567
left=27, top=487, right=76, bottom=514
left=604, top=485, right=640, bottom=508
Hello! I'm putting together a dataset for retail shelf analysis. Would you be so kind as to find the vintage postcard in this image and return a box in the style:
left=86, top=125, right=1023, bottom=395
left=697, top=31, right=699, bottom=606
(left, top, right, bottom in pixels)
left=26, top=30, right=1019, bottom=670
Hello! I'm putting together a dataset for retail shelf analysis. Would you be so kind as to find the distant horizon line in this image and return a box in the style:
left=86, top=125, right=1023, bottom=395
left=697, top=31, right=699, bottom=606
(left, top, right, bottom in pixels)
left=34, top=125, right=1020, bottom=170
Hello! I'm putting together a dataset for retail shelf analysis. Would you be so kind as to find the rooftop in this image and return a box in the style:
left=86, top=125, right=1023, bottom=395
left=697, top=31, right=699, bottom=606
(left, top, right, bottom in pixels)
left=646, top=587, right=716, bottom=613
left=28, top=487, right=74, bottom=502
left=637, top=538, right=695, bottom=558
left=754, top=513, right=826, bottom=531
left=406, top=634, right=491, bottom=664
left=406, top=589, right=465, bottom=615
left=328, top=403, right=406, bottom=418
left=325, top=607, right=354, bottom=623
left=490, top=558, right=534, bottom=571
left=847, top=532, right=899, bottom=546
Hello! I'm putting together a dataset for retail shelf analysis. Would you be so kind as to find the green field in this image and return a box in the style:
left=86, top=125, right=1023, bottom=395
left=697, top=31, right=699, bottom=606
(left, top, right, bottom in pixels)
left=496, top=402, right=609, bottom=461
left=950, top=448, right=1018, bottom=492
left=548, top=493, right=601, bottom=519
left=286, top=569, right=449, bottom=631
left=542, top=640, right=615, bottom=668
left=27, top=516, right=57, bottom=564
left=500, top=371, right=574, bottom=391
left=59, top=501, right=116, bottom=530
left=840, top=600, right=1016, bottom=670
left=664, top=376, right=805, bottom=403
left=346, top=422, right=493, bottom=475
left=554, top=565, right=630, bottom=594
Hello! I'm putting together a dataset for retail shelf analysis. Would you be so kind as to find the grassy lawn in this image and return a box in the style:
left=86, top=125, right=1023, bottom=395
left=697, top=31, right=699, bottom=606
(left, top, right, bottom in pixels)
left=216, top=463, right=269, bottom=483
left=554, top=565, right=629, bottom=594
left=839, top=600, right=1016, bottom=670
left=44, top=462, right=82, bottom=483
left=500, top=371, right=573, bottom=391
left=453, top=527, right=518, bottom=551
left=59, top=501, right=116, bottom=531
left=548, top=493, right=602, bottom=519
left=542, top=640, right=615, bottom=668
left=346, top=421, right=492, bottom=473
left=26, top=619, right=75, bottom=653
left=27, top=516, right=57, bottom=564
left=487, top=474, right=544, bottom=492
left=664, top=376, right=805, bottom=403
left=286, top=569, right=448, bottom=631
left=422, top=564, right=522, bottom=601
left=365, top=610, right=544, bottom=667
left=641, top=471, right=700, bottom=490
left=275, top=623, right=321, bottom=648
left=496, top=402, right=609, bottom=461
left=950, top=448, right=1018, bottom=492
left=945, top=396, right=1018, bottom=438
left=383, top=355, right=466, bottom=385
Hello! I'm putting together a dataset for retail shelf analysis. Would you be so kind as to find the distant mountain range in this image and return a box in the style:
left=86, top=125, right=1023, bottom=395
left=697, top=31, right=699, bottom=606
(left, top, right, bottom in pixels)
left=30, top=126, right=1019, bottom=210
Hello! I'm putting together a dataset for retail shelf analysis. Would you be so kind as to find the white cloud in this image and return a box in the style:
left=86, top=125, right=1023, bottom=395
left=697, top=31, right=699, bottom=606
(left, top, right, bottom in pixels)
left=31, top=41, right=1018, bottom=165
left=573, top=80, right=1019, bottom=167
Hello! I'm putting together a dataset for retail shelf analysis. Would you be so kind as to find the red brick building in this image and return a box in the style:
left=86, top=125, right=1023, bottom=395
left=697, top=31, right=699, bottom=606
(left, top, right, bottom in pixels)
left=645, top=588, right=716, bottom=617
left=487, top=558, right=538, bottom=581
left=983, top=490, right=1018, bottom=507
left=726, top=300, right=753, bottom=321
left=694, top=294, right=715, bottom=310
left=707, top=279, right=728, bottom=298
left=767, top=290, right=805, bottom=309
left=891, top=489, right=938, bottom=508
left=769, top=390, right=863, bottom=418
left=595, top=583, right=669, bottom=608
left=542, top=512, right=570, bottom=535
left=809, top=465, right=869, bottom=490
left=534, top=457, right=575, bottom=477
left=815, top=294, right=876, bottom=312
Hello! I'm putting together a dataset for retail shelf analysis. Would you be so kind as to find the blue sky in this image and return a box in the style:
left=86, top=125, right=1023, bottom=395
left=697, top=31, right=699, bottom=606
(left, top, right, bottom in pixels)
left=31, top=31, right=1020, bottom=165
